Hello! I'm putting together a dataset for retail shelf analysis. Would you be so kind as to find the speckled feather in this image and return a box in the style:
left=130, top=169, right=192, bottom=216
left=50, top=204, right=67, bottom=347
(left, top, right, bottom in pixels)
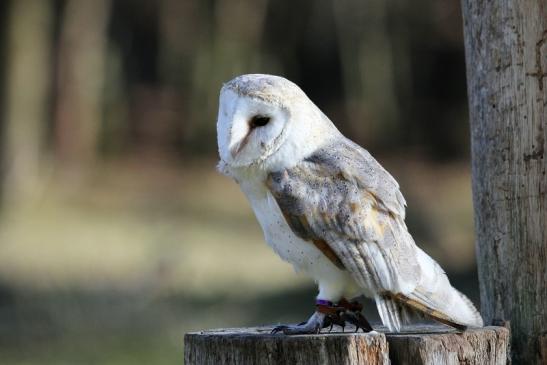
left=265, top=138, right=483, bottom=330
left=222, top=74, right=307, bottom=108
left=266, top=139, right=419, bottom=292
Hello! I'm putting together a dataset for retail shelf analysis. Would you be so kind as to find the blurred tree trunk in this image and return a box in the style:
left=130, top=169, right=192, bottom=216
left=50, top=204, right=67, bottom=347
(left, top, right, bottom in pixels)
left=54, top=0, right=111, bottom=171
left=462, top=0, right=546, bottom=363
left=187, top=0, right=269, bottom=147
left=3, top=0, right=53, bottom=200
left=153, top=0, right=200, bottom=153
left=158, top=0, right=197, bottom=90
left=333, top=0, right=399, bottom=148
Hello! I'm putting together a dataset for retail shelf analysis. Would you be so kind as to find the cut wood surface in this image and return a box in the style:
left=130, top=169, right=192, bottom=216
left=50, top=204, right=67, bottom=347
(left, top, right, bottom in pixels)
left=184, top=324, right=508, bottom=365
left=386, top=325, right=509, bottom=365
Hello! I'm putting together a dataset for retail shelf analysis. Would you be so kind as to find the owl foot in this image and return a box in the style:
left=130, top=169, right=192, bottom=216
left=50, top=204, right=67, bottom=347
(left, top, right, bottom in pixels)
left=316, top=298, right=372, bottom=332
left=337, top=298, right=373, bottom=332
left=270, top=311, right=327, bottom=335
left=270, top=299, right=373, bottom=335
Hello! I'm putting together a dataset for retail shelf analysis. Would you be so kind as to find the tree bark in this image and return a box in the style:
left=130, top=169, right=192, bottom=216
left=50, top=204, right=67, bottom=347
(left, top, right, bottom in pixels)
left=184, top=325, right=508, bottom=365
left=386, top=325, right=509, bottom=365
left=185, top=327, right=388, bottom=365
left=461, top=0, right=547, bottom=363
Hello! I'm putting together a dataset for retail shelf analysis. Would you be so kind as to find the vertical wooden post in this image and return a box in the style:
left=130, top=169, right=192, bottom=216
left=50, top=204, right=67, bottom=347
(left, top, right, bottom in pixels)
left=461, top=0, right=546, bottom=363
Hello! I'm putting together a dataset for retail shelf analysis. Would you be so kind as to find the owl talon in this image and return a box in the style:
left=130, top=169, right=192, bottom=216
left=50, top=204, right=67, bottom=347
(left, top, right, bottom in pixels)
left=338, top=299, right=373, bottom=332
left=271, top=312, right=325, bottom=335
left=271, top=325, right=289, bottom=334
left=271, top=299, right=372, bottom=335
left=317, top=300, right=346, bottom=332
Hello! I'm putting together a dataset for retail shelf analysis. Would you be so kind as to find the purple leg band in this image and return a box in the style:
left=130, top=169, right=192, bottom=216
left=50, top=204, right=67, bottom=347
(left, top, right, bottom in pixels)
left=316, top=299, right=334, bottom=306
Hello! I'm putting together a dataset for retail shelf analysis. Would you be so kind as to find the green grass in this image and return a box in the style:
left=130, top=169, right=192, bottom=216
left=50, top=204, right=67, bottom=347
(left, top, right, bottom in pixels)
left=0, top=157, right=478, bottom=364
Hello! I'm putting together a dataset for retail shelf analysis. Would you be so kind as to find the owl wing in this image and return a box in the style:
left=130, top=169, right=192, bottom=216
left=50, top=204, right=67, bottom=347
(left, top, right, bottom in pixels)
left=266, top=138, right=482, bottom=331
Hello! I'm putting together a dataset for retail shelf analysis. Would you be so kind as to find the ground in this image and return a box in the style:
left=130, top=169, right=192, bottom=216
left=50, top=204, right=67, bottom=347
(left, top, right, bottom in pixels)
left=0, top=155, right=478, bottom=364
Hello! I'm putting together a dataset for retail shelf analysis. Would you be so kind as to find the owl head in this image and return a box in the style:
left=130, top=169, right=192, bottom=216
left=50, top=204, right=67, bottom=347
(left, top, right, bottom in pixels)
left=217, top=74, right=337, bottom=170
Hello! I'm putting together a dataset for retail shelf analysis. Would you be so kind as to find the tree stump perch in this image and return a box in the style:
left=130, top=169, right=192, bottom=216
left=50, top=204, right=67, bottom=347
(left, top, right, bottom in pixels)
left=184, top=325, right=509, bottom=365
left=184, top=327, right=388, bottom=365
left=386, top=325, right=509, bottom=365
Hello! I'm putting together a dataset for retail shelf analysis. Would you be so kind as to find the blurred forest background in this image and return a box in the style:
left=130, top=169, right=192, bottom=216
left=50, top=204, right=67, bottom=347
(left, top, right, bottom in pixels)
left=0, top=0, right=476, bottom=364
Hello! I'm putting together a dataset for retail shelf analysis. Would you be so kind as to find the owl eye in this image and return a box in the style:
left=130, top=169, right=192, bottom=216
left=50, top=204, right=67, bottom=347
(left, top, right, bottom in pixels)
left=250, top=115, right=271, bottom=128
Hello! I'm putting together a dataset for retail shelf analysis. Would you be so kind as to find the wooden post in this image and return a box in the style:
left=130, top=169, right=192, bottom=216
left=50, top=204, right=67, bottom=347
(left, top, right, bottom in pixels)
left=386, top=325, right=509, bottom=365
left=184, top=325, right=508, bottom=365
left=461, top=0, right=546, bottom=363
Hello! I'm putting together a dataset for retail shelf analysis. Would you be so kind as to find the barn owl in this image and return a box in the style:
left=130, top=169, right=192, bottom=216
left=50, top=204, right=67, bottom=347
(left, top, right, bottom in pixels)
left=216, top=74, right=483, bottom=334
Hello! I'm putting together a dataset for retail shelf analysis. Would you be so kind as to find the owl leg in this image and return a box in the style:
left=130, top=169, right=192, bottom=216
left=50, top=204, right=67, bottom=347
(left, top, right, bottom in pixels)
left=270, top=300, right=345, bottom=335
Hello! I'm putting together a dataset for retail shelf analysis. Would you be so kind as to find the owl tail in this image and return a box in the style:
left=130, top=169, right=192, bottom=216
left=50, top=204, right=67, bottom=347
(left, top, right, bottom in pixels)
left=376, top=248, right=483, bottom=332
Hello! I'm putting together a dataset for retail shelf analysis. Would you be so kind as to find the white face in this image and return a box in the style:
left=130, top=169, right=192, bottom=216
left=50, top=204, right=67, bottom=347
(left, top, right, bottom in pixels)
left=217, top=89, right=290, bottom=167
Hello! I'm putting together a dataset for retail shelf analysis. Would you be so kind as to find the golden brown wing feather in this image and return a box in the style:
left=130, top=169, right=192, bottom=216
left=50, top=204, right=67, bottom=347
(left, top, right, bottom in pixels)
left=266, top=139, right=420, bottom=294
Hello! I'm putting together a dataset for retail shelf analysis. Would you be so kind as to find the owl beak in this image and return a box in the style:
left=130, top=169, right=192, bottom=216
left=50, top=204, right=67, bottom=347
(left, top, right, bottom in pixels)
left=230, top=129, right=252, bottom=158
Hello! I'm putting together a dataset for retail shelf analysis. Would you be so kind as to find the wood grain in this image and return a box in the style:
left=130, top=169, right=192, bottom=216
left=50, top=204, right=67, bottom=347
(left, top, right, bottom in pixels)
left=184, top=326, right=388, bottom=365
left=184, top=325, right=508, bottom=365
left=461, top=0, right=546, bottom=363
left=387, top=325, right=509, bottom=365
